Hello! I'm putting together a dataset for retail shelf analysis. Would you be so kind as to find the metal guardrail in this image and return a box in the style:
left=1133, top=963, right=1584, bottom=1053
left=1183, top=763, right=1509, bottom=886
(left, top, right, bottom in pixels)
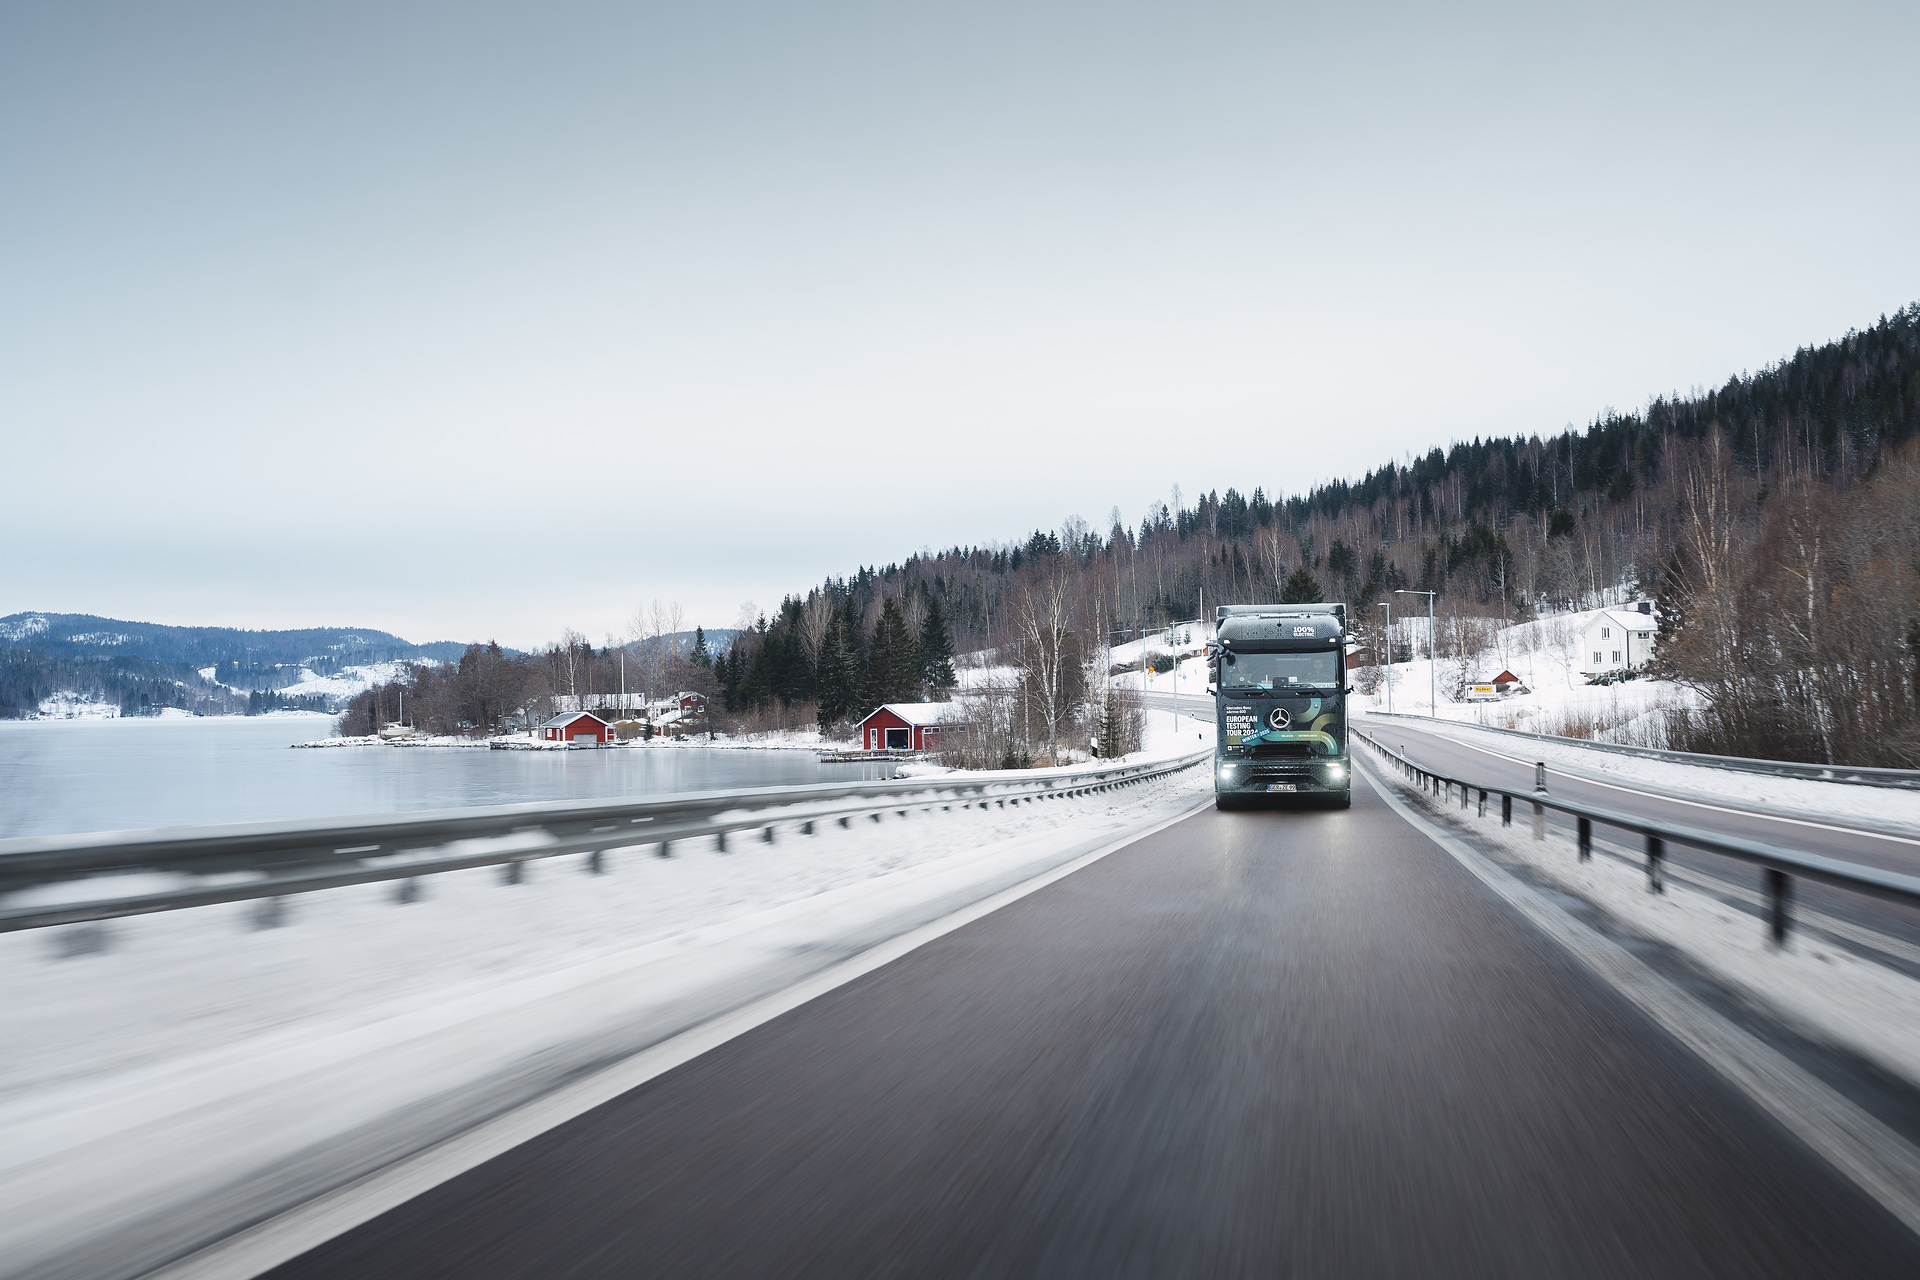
left=0, top=750, right=1210, bottom=933
left=1353, top=727, right=1920, bottom=944
left=1363, top=710, right=1920, bottom=790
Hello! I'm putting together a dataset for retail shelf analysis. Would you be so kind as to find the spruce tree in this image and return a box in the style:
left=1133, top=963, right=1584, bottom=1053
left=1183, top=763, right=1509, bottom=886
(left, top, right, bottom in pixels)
left=872, top=597, right=920, bottom=703
left=816, top=619, right=850, bottom=729
left=690, top=626, right=710, bottom=669
left=917, top=595, right=957, bottom=694
left=1280, top=566, right=1324, bottom=604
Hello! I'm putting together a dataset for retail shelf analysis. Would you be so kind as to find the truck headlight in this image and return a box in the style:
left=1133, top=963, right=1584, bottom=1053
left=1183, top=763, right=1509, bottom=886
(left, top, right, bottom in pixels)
left=1326, top=762, right=1346, bottom=779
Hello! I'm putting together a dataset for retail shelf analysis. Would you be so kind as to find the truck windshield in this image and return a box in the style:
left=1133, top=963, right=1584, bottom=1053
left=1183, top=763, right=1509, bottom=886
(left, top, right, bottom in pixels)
left=1221, top=651, right=1339, bottom=690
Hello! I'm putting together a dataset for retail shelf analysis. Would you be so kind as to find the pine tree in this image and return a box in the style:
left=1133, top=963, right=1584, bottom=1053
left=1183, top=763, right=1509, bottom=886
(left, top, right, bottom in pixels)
left=816, top=619, right=850, bottom=730
left=839, top=598, right=872, bottom=714
left=871, top=597, right=920, bottom=703
left=690, top=626, right=710, bottom=669
left=1280, top=566, right=1324, bottom=604
left=917, top=595, right=957, bottom=694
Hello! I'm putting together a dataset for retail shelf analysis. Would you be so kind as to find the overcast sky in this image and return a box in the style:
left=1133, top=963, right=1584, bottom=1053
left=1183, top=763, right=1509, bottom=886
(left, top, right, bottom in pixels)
left=4, top=2, right=1916, bottom=650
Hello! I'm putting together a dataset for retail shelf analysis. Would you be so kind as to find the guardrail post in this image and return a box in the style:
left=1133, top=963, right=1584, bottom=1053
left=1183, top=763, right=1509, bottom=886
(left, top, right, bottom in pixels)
left=715, top=831, right=729, bottom=853
left=501, top=861, right=524, bottom=885
left=656, top=839, right=674, bottom=858
left=1501, top=794, right=1511, bottom=827
left=762, top=826, right=776, bottom=844
left=1531, top=800, right=1544, bottom=840
left=1646, top=835, right=1664, bottom=893
left=801, top=820, right=814, bottom=835
left=1766, top=868, right=1790, bottom=944
left=1577, top=817, right=1591, bottom=862
left=250, top=896, right=288, bottom=929
left=394, top=877, right=421, bottom=904
left=1534, top=761, right=1547, bottom=792
left=587, top=850, right=604, bottom=874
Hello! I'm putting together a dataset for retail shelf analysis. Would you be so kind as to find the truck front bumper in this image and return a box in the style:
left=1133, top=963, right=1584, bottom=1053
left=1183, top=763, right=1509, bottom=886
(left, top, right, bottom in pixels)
left=1214, top=757, right=1349, bottom=794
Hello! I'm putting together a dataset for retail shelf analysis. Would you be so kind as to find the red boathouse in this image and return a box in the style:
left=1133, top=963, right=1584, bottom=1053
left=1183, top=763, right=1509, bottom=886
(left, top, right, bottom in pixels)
left=539, top=711, right=613, bottom=744
left=854, top=703, right=953, bottom=752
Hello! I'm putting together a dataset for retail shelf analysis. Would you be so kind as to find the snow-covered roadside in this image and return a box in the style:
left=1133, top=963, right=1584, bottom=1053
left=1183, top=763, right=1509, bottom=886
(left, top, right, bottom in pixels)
left=1365, top=713, right=1920, bottom=836
left=1361, top=752, right=1920, bottom=1093
left=0, top=761, right=1209, bottom=1280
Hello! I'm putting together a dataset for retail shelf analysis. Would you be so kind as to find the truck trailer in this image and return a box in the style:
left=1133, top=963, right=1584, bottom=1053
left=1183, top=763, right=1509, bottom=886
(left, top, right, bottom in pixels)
left=1209, top=603, right=1351, bottom=809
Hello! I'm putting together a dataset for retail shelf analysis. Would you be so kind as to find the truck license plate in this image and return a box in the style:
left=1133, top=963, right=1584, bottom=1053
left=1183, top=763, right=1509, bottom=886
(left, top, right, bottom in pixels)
left=1266, top=783, right=1296, bottom=792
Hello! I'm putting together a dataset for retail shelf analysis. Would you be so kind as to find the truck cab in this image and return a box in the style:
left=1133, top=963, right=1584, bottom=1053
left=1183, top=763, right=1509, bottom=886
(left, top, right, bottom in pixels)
left=1209, top=603, right=1351, bottom=809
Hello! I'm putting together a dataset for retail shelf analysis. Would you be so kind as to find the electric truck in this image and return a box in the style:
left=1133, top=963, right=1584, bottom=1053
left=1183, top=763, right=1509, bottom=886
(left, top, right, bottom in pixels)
left=1209, top=603, right=1351, bottom=809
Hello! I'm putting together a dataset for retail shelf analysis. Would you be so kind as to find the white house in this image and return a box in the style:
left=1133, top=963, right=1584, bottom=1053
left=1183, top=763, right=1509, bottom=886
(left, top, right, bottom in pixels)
left=1579, top=606, right=1657, bottom=676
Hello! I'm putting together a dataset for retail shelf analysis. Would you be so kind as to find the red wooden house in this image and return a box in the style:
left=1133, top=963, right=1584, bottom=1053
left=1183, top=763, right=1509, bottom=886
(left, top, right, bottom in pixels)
left=854, top=703, right=952, bottom=752
left=539, top=711, right=613, bottom=744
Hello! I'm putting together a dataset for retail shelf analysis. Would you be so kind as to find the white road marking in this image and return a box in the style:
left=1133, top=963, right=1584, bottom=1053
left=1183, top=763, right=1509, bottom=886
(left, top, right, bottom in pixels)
left=140, top=797, right=1216, bottom=1280
left=1386, top=720, right=1920, bottom=850
left=1359, top=755, right=1920, bottom=1239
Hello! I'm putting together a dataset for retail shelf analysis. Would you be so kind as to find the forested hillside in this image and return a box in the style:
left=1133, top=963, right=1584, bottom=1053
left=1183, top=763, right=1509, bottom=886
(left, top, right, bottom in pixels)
left=714, top=304, right=1920, bottom=765
left=0, top=614, right=473, bottom=718
left=0, top=614, right=468, bottom=669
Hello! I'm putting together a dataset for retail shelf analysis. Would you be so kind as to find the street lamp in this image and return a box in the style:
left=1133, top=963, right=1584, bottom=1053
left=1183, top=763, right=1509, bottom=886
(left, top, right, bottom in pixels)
left=1395, top=589, right=1437, bottom=716
left=1377, top=601, right=1392, bottom=713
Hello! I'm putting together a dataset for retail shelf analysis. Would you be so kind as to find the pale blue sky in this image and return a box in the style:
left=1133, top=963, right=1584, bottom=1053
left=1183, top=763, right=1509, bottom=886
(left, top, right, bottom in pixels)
left=4, top=2, right=1916, bottom=648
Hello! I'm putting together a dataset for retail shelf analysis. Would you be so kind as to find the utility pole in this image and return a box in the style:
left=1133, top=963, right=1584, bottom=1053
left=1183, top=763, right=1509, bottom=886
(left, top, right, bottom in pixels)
left=1386, top=603, right=1397, bottom=713
left=1395, top=589, right=1437, bottom=715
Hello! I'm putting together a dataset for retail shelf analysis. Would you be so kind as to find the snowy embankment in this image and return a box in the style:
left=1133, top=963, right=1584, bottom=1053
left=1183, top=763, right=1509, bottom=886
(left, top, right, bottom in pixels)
left=1364, top=753, right=1920, bottom=1095
left=1355, top=606, right=1697, bottom=746
left=0, top=759, right=1209, bottom=1280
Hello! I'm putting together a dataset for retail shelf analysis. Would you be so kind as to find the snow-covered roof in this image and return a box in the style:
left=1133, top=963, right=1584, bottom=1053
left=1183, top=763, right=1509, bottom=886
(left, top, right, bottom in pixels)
left=539, top=711, right=611, bottom=729
left=1586, top=609, right=1657, bottom=633
left=859, top=702, right=958, bottom=726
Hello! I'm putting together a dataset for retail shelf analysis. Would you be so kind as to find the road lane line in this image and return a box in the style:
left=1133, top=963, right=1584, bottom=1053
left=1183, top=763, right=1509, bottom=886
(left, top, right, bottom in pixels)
left=1381, top=719, right=1920, bottom=849
left=140, top=795, right=1216, bottom=1280
left=1358, top=754, right=1920, bottom=1239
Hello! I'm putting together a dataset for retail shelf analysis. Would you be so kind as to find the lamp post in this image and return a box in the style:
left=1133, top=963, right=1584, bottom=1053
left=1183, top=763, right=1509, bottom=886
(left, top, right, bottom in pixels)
left=1395, top=589, right=1437, bottom=716
left=1377, top=601, right=1392, bottom=713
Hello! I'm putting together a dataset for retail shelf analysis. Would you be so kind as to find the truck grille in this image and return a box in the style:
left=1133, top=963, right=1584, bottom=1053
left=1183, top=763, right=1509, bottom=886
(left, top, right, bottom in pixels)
left=1247, top=761, right=1316, bottom=779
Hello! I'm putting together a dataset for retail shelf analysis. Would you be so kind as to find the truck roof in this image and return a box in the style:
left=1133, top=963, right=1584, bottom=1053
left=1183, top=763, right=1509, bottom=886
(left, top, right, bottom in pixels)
left=1215, top=608, right=1346, bottom=648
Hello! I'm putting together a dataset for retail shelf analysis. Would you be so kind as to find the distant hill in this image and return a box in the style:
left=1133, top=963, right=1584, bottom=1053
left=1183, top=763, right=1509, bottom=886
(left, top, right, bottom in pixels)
left=0, top=613, right=473, bottom=668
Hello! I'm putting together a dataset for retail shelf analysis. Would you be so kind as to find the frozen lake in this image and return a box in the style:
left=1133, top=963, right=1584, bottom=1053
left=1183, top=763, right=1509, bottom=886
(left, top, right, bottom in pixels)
left=0, top=716, right=895, bottom=839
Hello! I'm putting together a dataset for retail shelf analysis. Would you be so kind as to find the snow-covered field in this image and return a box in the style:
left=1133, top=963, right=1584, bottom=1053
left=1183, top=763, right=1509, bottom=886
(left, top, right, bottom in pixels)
left=28, top=695, right=198, bottom=721
left=272, top=660, right=430, bottom=703
left=1355, top=607, right=1695, bottom=747
left=0, top=756, right=1209, bottom=1280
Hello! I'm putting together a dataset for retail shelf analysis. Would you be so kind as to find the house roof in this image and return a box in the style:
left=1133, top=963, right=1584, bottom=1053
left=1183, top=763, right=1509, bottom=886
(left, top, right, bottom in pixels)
left=539, top=711, right=612, bottom=729
left=858, top=701, right=957, bottom=726
left=1485, top=670, right=1522, bottom=685
left=1587, top=609, right=1657, bottom=633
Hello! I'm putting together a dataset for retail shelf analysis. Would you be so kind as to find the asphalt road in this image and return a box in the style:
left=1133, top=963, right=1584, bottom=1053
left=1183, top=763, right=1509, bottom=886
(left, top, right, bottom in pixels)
left=265, top=775, right=1918, bottom=1278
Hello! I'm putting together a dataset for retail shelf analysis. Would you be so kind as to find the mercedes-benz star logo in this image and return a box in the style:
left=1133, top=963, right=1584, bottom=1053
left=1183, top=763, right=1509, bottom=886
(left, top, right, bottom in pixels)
left=1268, top=707, right=1292, bottom=730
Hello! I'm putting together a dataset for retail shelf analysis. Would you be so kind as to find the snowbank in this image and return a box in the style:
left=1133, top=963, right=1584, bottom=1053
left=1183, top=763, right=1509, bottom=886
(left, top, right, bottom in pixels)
left=0, top=763, right=1209, bottom=1280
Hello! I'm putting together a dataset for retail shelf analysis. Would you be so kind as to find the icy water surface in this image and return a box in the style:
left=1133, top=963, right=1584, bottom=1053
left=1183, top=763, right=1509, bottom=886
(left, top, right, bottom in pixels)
left=0, top=716, right=894, bottom=839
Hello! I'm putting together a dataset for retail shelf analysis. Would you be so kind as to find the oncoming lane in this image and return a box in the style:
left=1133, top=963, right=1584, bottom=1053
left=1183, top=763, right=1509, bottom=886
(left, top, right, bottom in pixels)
left=1370, top=715, right=1920, bottom=954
